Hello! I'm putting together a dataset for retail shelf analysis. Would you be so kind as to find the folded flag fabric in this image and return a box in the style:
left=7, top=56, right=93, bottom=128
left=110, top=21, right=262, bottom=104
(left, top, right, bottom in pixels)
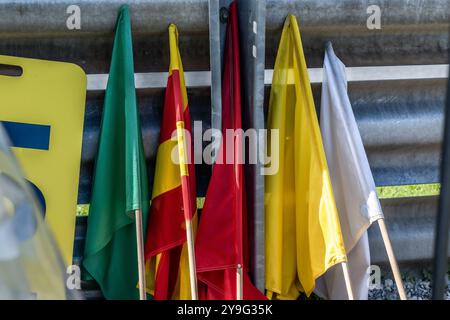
left=315, top=42, right=384, bottom=300
left=144, top=23, right=197, bottom=300
left=265, top=15, right=347, bottom=299
left=82, top=5, right=149, bottom=300
left=195, top=1, right=265, bottom=300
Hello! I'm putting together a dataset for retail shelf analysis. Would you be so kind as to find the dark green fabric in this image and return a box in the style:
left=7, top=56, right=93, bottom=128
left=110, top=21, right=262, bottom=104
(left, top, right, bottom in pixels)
left=82, top=5, right=149, bottom=300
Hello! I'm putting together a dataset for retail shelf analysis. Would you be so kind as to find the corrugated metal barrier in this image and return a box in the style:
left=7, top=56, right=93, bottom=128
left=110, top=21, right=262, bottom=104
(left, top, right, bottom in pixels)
left=0, top=0, right=449, bottom=298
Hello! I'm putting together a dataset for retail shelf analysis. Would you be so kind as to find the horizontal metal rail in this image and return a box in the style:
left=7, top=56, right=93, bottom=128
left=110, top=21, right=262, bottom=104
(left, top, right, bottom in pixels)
left=86, top=65, right=449, bottom=89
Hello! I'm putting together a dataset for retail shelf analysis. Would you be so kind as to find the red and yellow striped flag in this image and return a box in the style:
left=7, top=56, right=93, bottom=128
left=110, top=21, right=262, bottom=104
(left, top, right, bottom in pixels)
left=144, top=24, right=197, bottom=300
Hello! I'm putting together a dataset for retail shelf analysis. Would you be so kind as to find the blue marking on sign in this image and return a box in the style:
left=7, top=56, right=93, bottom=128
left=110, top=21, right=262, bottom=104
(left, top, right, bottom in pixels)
left=1, top=121, right=50, bottom=150
left=28, top=180, right=46, bottom=216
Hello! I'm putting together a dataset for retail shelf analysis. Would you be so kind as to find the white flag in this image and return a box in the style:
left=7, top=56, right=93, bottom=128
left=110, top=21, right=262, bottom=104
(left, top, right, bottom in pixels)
left=315, top=43, right=384, bottom=300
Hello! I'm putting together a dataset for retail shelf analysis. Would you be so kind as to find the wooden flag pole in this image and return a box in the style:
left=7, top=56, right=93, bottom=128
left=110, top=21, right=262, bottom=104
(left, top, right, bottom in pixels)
left=185, top=219, right=198, bottom=300
left=341, top=262, right=354, bottom=300
left=377, top=219, right=407, bottom=300
left=236, top=264, right=243, bottom=300
left=135, top=209, right=147, bottom=300
left=170, top=22, right=198, bottom=300
left=176, top=121, right=199, bottom=300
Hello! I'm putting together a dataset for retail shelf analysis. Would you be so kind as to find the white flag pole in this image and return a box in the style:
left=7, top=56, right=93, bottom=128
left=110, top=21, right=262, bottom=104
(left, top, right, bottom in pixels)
left=341, top=262, right=354, bottom=300
left=377, top=218, right=407, bottom=300
left=135, top=209, right=147, bottom=300
left=236, top=264, right=243, bottom=300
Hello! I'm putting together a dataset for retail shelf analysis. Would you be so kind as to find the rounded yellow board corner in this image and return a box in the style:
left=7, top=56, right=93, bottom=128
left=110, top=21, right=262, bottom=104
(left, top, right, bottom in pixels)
left=0, top=54, right=87, bottom=265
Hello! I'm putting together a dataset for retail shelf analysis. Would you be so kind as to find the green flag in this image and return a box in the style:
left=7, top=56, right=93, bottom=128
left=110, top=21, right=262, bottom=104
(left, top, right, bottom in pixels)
left=82, top=5, right=149, bottom=300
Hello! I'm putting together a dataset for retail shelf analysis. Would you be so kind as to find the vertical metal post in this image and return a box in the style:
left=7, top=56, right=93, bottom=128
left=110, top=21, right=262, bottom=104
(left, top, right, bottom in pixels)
left=432, top=72, right=450, bottom=300
left=209, top=0, right=266, bottom=293
left=237, top=0, right=266, bottom=293
left=209, top=0, right=232, bottom=137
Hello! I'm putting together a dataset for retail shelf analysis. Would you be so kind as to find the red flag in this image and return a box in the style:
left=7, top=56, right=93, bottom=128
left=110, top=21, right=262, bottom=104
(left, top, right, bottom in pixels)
left=195, top=1, right=265, bottom=300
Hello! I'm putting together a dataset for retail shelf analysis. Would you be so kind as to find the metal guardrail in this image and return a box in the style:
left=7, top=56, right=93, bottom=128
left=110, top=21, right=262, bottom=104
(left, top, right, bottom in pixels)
left=0, top=0, right=449, bottom=298
left=265, top=0, right=450, bottom=67
left=371, top=196, right=438, bottom=265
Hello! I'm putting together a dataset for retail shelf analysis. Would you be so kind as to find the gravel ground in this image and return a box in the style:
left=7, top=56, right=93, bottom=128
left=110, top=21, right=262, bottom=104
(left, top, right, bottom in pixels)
left=368, top=270, right=450, bottom=300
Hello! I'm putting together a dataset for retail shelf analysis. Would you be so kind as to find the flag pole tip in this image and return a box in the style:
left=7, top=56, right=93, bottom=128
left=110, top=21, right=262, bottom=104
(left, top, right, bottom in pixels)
left=119, top=4, right=129, bottom=13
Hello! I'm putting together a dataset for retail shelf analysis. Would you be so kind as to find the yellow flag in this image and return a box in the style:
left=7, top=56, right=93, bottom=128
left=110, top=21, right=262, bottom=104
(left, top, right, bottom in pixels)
left=265, top=15, right=347, bottom=299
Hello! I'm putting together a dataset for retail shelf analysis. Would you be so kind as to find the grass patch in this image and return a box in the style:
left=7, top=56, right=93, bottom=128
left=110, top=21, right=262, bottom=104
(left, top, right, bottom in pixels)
left=77, top=204, right=89, bottom=217
left=77, top=197, right=207, bottom=217
left=376, top=183, right=440, bottom=199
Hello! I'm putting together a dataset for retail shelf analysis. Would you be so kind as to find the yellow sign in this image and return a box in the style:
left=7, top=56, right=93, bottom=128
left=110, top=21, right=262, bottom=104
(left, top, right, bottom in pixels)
left=0, top=55, right=86, bottom=264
